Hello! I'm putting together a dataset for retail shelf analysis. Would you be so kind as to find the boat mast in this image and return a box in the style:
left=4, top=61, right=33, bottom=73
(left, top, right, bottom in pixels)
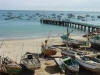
left=20, top=43, right=24, bottom=63
left=66, top=25, right=69, bottom=49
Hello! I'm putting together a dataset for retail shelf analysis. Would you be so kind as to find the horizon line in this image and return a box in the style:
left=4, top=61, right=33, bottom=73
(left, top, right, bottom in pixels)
left=0, top=9, right=100, bottom=12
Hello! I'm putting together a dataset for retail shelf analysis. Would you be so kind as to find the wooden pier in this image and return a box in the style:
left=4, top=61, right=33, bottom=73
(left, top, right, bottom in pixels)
left=40, top=19, right=100, bottom=32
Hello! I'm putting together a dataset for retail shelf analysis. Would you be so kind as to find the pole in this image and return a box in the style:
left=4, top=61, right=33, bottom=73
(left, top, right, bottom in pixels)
left=20, top=43, right=24, bottom=63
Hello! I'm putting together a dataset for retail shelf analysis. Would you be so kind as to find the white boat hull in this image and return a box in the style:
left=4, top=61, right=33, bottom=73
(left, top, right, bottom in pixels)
left=76, top=56, right=100, bottom=73
left=90, top=39, right=100, bottom=45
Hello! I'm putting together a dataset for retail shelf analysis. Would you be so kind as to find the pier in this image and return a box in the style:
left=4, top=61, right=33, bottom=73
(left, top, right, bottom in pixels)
left=40, top=19, right=100, bottom=32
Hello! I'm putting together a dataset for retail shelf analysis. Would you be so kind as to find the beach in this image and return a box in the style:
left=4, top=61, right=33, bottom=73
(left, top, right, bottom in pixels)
left=0, top=35, right=86, bottom=63
left=0, top=35, right=89, bottom=75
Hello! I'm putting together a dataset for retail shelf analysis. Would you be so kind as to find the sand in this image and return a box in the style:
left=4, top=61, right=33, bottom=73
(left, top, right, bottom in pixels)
left=0, top=35, right=88, bottom=75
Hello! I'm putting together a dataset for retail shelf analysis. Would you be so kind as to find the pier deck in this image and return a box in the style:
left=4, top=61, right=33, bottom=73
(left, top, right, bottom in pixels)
left=40, top=19, right=100, bottom=32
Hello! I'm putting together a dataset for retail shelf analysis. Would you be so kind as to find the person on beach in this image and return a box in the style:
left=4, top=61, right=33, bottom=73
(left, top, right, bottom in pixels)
left=41, top=40, right=48, bottom=50
left=41, top=40, right=48, bottom=57
left=44, top=40, right=48, bottom=49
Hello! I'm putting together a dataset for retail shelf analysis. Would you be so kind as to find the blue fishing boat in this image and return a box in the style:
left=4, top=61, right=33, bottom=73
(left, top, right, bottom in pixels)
left=55, top=56, right=79, bottom=72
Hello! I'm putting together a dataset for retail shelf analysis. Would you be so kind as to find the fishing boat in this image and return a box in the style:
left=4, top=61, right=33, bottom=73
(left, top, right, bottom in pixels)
left=61, top=48, right=76, bottom=58
left=0, top=56, right=22, bottom=74
left=89, top=33, right=100, bottom=49
left=20, top=52, right=41, bottom=71
left=76, top=54, right=100, bottom=73
left=60, top=27, right=78, bottom=57
left=89, top=54, right=100, bottom=63
left=60, top=34, right=74, bottom=43
left=54, top=58, right=64, bottom=72
left=0, top=41, right=22, bottom=74
left=94, top=54, right=100, bottom=63
left=61, top=56, right=79, bottom=72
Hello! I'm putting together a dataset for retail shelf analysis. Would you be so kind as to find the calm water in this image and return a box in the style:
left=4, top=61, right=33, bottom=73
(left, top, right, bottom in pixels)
left=0, top=10, right=100, bottom=40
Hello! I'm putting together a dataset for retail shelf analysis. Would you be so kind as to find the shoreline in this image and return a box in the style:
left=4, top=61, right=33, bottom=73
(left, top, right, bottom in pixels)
left=0, top=32, right=86, bottom=41
left=0, top=35, right=59, bottom=41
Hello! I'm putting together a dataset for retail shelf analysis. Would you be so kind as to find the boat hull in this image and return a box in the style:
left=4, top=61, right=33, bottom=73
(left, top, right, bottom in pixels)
left=61, top=52, right=75, bottom=58
left=76, top=57, right=100, bottom=73
left=61, top=56, right=79, bottom=72
left=42, top=49, right=57, bottom=55
left=90, top=39, right=100, bottom=50
left=7, top=66, right=22, bottom=74
left=20, top=53, right=41, bottom=71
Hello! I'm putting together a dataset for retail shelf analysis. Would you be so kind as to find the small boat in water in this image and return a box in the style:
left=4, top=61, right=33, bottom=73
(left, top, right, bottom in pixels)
left=20, top=52, right=41, bottom=71
left=61, top=56, right=79, bottom=72
left=76, top=54, right=100, bottom=73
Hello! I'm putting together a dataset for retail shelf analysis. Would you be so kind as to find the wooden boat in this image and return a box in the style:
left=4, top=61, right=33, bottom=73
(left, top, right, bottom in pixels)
left=20, top=52, right=41, bottom=71
left=54, top=58, right=64, bottom=72
left=61, top=48, right=76, bottom=58
left=61, top=56, right=79, bottom=72
left=60, top=34, right=74, bottom=43
left=0, top=56, right=22, bottom=74
left=41, top=43, right=57, bottom=55
left=89, top=54, right=100, bottom=63
left=0, top=41, right=22, bottom=74
left=42, top=48, right=57, bottom=56
left=76, top=54, right=100, bottom=73
left=89, top=33, right=100, bottom=49
left=61, top=34, right=83, bottom=48
left=68, top=40, right=83, bottom=48
left=94, top=55, right=100, bottom=63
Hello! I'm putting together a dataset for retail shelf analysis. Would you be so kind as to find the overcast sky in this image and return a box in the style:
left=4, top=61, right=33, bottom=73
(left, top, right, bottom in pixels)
left=0, top=0, right=99, bottom=11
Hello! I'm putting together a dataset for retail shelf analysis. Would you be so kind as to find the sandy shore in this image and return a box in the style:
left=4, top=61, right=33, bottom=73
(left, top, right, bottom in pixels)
left=0, top=35, right=86, bottom=62
left=0, top=35, right=88, bottom=75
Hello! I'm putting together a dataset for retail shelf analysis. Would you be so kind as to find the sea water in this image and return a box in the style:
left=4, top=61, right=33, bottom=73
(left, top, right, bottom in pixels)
left=0, top=10, right=100, bottom=40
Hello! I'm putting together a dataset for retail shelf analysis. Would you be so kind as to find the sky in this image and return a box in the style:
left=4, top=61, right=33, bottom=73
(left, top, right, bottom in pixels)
left=0, top=0, right=100, bottom=11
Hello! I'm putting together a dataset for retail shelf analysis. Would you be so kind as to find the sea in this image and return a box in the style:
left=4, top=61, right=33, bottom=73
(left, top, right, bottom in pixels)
left=0, top=10, right=100, bottom=40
